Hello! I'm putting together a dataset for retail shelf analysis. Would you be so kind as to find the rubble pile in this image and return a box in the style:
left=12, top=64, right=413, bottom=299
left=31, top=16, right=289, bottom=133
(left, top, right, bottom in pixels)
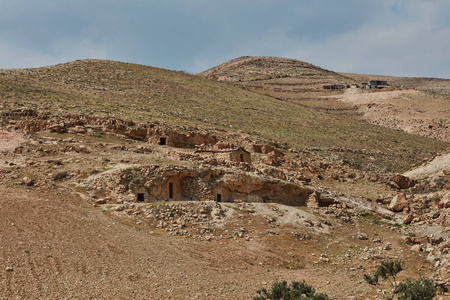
left=107, top=201, right=261, bottom=241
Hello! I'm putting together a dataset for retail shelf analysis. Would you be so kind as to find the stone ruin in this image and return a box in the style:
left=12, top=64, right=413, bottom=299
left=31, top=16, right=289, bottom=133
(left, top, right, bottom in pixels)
left=195, top=147, right=252, bottom=164
left=86, top=165, right=337, bottom=207
left=3, top=111, right=218, bottom=148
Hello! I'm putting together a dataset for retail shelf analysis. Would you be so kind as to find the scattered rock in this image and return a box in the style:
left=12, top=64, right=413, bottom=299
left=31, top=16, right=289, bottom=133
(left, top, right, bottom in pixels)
left=21, top=177, right=33, bottom=186
left=403, top=214, right=414, bottom=224
left=411, top=244, right=422, bottom=252
left=383, top=243, right=392, bottom=250
left=357, top=232, right=368, bottom=240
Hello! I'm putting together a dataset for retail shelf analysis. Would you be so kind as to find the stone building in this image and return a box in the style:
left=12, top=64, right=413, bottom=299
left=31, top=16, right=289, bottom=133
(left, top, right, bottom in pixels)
left=228, top=148, right=251, bottom=163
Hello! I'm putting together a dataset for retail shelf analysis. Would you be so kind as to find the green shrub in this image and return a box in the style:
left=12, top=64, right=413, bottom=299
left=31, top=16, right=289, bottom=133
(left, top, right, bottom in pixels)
left=364, top=259, right=436, bottom=300
left=254, top=280, right=329, bottom=300
left=397, top=278, right=436, bottom=300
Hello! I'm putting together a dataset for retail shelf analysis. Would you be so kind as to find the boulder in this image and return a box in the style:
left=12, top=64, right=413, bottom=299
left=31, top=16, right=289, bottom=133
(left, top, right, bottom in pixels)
left=72, top=126, right=87, bottom=134
left=389, top=194, right=408, bottom=212
left=48, top=123, right=67, bottom=133
left=411, top=244, right=422, bottom=252
left=357, top=232, right=368, bottom=240
left=261, top=155, right=280, bottom=166
left=388, top=174, right=415, bottom=189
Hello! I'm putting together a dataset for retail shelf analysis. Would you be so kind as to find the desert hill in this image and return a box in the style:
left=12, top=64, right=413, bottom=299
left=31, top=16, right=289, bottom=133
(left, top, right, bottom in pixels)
left=198, top=56, right=356, bottom=86
left=0, top=59, right=449, bottom=298
left=200, top=56, right=450, bottom=142
left=198, top=56, right=358, bottom=106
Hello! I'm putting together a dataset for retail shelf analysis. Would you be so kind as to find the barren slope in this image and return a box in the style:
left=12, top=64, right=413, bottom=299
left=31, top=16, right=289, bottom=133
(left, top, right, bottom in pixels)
left=0, top=186, right=437, bottom=299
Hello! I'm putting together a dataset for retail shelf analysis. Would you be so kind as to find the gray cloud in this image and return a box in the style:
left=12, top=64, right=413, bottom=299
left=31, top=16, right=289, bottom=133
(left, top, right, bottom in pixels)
left=0, top=0, right=448, bottom=78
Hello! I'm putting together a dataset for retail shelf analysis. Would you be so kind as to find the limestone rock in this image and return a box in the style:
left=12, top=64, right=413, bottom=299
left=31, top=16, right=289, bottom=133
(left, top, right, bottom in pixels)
left=389, top=194, right=408, bottom=212
left=307, top=192, right=319, bottom=208
left=441, top=192, right=450, bottom=208
left=22, top=177, right=33, bottom=186
left=357, top=232, right=368, bottom=240
left=72, top=126, right=87, bottom=134
left=411, top=244, right=422, bottom=252
left=48, top=123, right=67, bottom=133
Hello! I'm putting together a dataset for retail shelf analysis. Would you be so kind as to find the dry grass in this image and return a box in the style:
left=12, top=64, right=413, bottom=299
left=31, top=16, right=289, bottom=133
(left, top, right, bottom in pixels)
left=0, top=59, right=448, bottom=174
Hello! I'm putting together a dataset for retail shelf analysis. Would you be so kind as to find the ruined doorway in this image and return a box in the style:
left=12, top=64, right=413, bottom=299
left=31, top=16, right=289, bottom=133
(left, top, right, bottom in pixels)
left=240, top=154, right=244, bottom=162
left=169, top=182, right=174, bottom=199
left=217, top=194, right=222, bottom=202
left=159, top=137, right=167, bottom=145
left=137, top=193, right=145, bottom=202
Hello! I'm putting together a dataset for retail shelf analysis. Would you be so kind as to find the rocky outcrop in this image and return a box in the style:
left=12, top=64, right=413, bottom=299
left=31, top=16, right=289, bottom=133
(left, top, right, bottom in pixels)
left=6, top=112, right=219, bottom=148
left=83, top=164, right=338, bottom=207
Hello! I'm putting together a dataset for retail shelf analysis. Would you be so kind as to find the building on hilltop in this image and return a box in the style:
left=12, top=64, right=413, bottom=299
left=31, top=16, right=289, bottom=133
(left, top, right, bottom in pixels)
left=364, top=80, right=388, bottom=89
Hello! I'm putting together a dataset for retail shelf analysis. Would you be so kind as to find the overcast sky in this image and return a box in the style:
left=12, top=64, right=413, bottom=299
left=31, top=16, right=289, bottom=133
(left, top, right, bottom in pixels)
left=0, top=0, right=449, bottom=78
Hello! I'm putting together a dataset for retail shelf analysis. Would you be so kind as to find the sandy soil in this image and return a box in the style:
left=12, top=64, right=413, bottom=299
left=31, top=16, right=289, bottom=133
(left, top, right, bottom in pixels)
left=1, top=186, right=383, bottom=299
left=0, top=130, right=23, bottom=152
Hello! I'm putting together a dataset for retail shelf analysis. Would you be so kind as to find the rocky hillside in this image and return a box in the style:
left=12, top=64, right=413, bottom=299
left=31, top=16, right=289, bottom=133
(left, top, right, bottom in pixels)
left=0, top=59, right=449, bottom=298
left=1, top=59, right=446, bottom=173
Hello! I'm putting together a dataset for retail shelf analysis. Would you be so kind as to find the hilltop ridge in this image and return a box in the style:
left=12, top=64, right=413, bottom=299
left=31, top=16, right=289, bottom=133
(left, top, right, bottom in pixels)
left=199, top=56, right=357, bottom=95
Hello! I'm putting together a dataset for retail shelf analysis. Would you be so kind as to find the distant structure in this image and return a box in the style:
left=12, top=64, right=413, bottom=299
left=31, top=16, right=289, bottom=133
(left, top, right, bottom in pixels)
left=363, top=80, right=389, bottom=89
left=323, top=81, right=389, bottom=90
left=323, top=84, right=349, bottom=90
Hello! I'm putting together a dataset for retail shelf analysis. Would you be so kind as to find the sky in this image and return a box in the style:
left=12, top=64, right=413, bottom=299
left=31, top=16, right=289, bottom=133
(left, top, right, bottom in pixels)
left=0, top=0, right=449, bottom=78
